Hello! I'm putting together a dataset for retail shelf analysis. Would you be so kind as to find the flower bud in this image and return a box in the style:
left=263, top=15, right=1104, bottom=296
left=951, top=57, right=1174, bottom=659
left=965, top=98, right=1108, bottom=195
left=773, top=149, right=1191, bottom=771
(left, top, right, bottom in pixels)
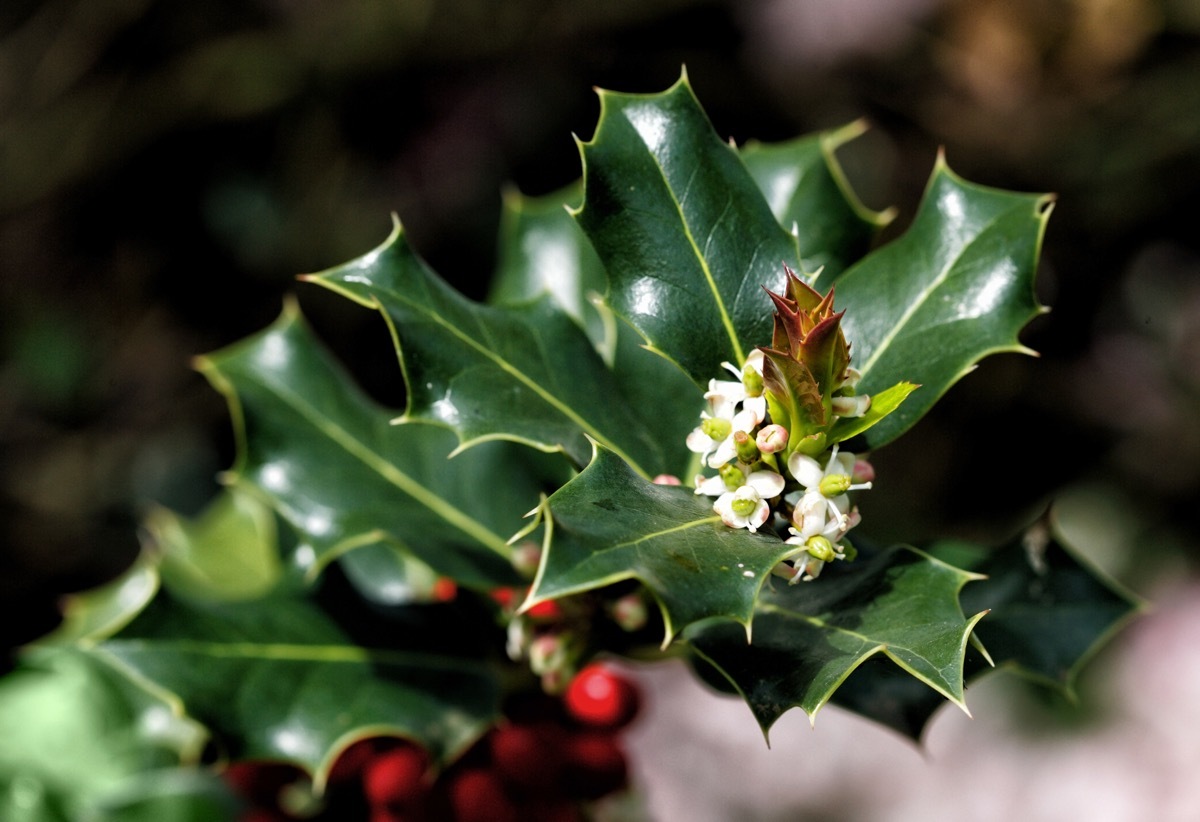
left=734, top=430, right=760, bottom=463
left=511, top=541, right=542, bottom=578
left=851, top=459, right=875, bottom=484
left=652, top=474, right=682, bottom=486
left=609, top=592, right=648, bottom=632
left=755, top=424, right=789, bottom=454
left=831, top=394, right=871, bottom=417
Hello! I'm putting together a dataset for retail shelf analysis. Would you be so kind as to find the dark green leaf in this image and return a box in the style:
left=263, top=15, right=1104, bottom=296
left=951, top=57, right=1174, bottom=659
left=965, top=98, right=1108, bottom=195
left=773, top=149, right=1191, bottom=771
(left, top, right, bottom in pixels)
left=685, top=546, right=985, bottom=737
left=835, top=158, right=1051, bottom=448
left=932, top=524, right=1143, bottom=692
left=490, top=184, right=613, bottom=359
left=196, top=305, right=538, bottom=590
left=305, top=222, right=664, bottom=474
left=92, top=585, right=498, bottom=785
left=490, top=186, right=701, bottom=478
left=576, top=72, right=800, bottom=385
left=740, top=120, right=892, bottom=284
left=529, top=447, right=798, bottom=645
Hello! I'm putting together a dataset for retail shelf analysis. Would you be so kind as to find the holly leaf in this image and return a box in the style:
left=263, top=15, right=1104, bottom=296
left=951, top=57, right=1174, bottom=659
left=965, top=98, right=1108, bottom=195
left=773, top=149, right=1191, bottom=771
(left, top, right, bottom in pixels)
left=575, top=71, right=800, bottom=385
left=0, top=646, right=218, bottom=821
left=145, top=488, right=282, bottom=603
left=304, top=221, right=665, bottom=475
left=196, top=304, right=541, bottom=590
left=834, top=157, right=1052, bottom=448
left=490, top=185, right=700, bottom=479
left=824, top=525, right=1141, bottom=740
left=489, top=183, right=613, bottom=360
left=90, top=580, right=498, bottom=786
left=684, top=546, right=985, bottom=737
left=527, top=446, right=797, bottom=646
left=740, top=120, right=893, bottom=284
left=936, top=523, right=1143, bottom=692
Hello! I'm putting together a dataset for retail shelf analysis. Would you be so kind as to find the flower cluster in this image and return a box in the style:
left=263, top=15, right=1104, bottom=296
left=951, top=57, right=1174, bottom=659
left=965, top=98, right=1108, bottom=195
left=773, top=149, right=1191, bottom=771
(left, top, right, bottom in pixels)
left=687, top=266, right=884, bottom=582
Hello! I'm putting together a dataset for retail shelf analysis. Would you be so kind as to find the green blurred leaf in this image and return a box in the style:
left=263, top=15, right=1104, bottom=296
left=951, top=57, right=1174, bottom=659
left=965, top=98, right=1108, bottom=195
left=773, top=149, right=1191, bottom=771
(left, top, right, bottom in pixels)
left=92, top=586, right=498, bottom=785
left=0, top=647, right=211, bottom=822
left=44, top=556, right=159, bottom=646
left=575, top=72, right=800, bottom=385
left=835, top=159, right=1051, bottom=448
left=685, top=547, right=985, bottom=736
left=529, top=447, right=798, bottom=646
left=740, top=120, right=892, bottom=284
left=147, top=488, right=281, bottom=602
left=306, top=221, right=666, bottom=475
left=196, top=304, right=541, bottom=590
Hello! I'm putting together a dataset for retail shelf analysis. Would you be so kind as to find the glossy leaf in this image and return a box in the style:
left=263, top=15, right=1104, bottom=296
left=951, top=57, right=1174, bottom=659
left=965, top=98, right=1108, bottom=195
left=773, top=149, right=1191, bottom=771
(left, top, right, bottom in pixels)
left=528, top=447, right=797, bottom=646
left=490, top=185, right=700, bottom=478
left=939, top=524, right=1142, bottom=692
left=740, top=120, right=893, bottom=285
left=196, top=304, right=537, bottom=590
left=685, top=546, right=985, bottom=737
left=827, top=526, right=1142, bottom=741
left=305, top=221, right=664, bottom=475
left=835, top=158, right=1052, bottom=448
left=92, top=585, right=498, bottom=785
left=576, top=72, right=800, bottom=385
left=490, top=183, right=613, bottom=360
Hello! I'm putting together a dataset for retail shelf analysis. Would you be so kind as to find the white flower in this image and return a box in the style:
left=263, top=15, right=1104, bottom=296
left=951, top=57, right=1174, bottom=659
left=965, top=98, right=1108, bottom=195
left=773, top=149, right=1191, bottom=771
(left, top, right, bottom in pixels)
left=712, top=470, right=785, bottom=532
left=787, top=444, right=872, bottom=533
left=710, top=350, right=767, bottom=424
left=693, top=473, right=729, bottom=496
left=686, top=406, right=759, bottom=468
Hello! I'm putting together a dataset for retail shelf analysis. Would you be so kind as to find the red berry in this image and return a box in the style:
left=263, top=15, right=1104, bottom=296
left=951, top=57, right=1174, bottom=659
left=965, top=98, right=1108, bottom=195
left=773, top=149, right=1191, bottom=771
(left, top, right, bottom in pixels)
left=362, top=743, right=429, bottom=809
left=488, top=722, right=568, bottom=794
left=563, top=731, right=628, bottom=800
left=563, top=664, right=640, bottom=729
left=431, top=577, right=458, bottom=602
left=326, top=737, right=380, bottom=787
left=445, top=767, right=519, bottom=822
left=525, top=599, right=563, bottom=621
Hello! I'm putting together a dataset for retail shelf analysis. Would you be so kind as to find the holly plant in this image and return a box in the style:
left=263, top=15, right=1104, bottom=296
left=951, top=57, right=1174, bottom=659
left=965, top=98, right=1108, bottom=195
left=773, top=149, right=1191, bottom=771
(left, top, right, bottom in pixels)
left=1, top=73, right=1138, bottom=821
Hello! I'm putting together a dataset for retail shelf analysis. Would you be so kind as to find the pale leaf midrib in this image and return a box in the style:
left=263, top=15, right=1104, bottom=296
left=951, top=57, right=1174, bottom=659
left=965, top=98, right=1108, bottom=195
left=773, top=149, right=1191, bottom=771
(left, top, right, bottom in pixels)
left=102, top=637, right=482, bottom=673
left=254, top=373, right=510, bottom=554
left=626, top=115, right=745, bottom=368
left=377, top=284, right=651, bottom=477
left=856, top=204, right=1022, bottom=379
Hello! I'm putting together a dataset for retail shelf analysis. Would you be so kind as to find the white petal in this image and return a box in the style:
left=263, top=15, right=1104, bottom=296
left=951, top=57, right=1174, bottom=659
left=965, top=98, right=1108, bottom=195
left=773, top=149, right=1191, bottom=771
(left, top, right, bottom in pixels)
left=707, top=439, right=738, bottom=468
left=731, top=407, right=758, bottom=433
left=788, top=452, right=824, bottom=489
left=746, top=469, right=785, bottom=498
left=742, top=395, right=767, bottom=426
left=745, top=349, right=764, bottom=374
left=686, top=428, right=715, bottom=454
left=693, top=474, right=728, bottom=496
left=746, top=499, right=771, bottom=532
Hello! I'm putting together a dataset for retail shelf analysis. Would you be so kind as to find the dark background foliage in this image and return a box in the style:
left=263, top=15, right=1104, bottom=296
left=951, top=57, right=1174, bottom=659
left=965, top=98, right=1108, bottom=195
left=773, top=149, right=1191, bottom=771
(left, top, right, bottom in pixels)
left=4, top=0, right=1199, bottom=666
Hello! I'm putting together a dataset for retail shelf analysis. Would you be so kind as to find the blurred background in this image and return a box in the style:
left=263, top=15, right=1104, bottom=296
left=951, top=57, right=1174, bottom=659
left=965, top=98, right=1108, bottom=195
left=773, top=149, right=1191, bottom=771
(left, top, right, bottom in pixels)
left=2, top=0, right=1200, bottom=818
